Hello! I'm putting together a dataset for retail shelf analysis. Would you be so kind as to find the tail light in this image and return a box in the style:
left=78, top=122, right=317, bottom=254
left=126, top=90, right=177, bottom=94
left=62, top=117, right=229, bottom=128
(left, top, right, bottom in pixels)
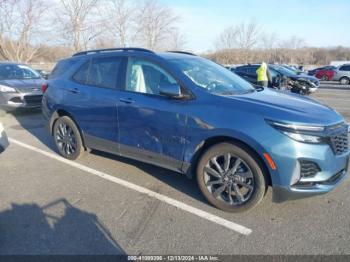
left=41, top=83, right=48, bottom=93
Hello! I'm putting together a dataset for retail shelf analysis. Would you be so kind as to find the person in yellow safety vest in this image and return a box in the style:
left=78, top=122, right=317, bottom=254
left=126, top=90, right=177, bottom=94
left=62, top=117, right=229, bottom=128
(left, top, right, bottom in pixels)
left=256, top=62, right=272, bottom=87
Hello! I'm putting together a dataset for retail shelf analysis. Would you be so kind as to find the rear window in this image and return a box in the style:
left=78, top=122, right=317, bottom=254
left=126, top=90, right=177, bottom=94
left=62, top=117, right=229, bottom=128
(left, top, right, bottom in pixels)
left=49, top=59, right=79, bottom=79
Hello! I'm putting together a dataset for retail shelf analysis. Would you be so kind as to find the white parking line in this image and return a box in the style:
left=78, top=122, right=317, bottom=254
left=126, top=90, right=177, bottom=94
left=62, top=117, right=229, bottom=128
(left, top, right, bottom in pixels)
left=8, top=137, right=252, bottom=235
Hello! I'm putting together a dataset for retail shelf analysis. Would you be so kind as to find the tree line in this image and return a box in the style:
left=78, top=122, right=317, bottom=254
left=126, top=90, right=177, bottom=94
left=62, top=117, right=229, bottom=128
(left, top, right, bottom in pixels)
left=0, top=0, right=183, bottom=63
left=209, top=20, right=350, bottom=66
left=0, top=0, right=348, bottom=66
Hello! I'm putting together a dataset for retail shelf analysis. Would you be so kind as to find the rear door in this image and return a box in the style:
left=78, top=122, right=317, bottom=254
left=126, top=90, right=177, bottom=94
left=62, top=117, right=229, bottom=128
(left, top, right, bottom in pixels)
left=64, top=56, right=126, bottom=153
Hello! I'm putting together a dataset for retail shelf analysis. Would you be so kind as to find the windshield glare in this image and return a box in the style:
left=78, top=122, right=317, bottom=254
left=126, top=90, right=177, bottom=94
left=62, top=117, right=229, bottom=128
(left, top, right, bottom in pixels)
left=169, top=57, right=255, bottom=95
left=0, top=64, right=41, bottom=80
left=271, top=65, right=296, bottom=76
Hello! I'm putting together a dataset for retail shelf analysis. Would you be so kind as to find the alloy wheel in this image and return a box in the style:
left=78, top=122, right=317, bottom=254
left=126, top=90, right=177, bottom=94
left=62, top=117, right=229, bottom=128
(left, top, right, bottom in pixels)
left=340, top=78, right=349, bottom=85
left=55, top=123, right=77, bottom=156
left=203, top=153, right=254, bottom=206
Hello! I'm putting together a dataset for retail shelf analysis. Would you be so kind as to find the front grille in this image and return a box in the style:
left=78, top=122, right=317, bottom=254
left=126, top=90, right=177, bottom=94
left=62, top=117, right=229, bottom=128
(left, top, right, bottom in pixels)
left=330, top=131, right=349, bottom=155
left=24, top=95, right=42, bottom=105
left=300, top=160, right=320, bottom=178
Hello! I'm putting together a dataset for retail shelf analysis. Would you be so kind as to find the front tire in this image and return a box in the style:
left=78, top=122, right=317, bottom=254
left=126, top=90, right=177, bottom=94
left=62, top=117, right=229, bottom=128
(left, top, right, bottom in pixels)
left=340, top=77, right=350, bottom=85
left=321, top=75, right=329, bottom=81
left=196, top=143, right=267, bottom=212
left=53, top=116, right=84, bottom=160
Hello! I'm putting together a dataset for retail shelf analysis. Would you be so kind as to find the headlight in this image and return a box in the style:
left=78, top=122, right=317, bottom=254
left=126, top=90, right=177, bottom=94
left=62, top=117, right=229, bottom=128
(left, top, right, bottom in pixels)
left=0, top=85, right=16, bottom=93
left=282, top=131, right=322, bottom=143
left=267, top=120, right=324, bottom=144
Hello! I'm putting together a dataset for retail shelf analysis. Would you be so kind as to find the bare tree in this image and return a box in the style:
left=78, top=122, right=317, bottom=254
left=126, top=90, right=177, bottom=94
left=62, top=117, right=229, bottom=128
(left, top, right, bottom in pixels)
left=260, top=32, right=279, bottom=62
left=167, top=30, right=186, bottom=50
left=279, top=35, right=306, bottom=49
left=0, top=0, right=49, bottom=63
left=215, top=26, right=238, bottom=50
left=102, top=0, right=135, bottom=47
left=135, top=0, right=179, bottom=50
left=58, top=0, right=98, bottom=52
left=215, top=19, right=261, bottom=63
left=235, top=20, right=261, bottom=50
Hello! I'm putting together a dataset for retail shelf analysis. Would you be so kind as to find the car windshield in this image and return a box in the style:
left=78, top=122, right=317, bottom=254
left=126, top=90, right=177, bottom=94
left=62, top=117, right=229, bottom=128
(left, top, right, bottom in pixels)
left=0, top=64, right=41, bottom=80
left=169, top=57, right=255, bottom=95
left=270, top=65, right=296, bottom=76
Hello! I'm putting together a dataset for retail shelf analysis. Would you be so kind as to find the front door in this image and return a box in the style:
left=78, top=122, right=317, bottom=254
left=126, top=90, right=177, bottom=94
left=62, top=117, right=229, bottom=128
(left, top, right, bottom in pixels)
left=117, top=57, right=189, bottom=172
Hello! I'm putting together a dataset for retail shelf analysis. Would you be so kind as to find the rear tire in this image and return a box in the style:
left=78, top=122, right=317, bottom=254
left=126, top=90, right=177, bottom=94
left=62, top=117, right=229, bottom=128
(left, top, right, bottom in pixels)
left=53, top=116, right=84, bottom=160
left=196, top=142, right=267, bottom=212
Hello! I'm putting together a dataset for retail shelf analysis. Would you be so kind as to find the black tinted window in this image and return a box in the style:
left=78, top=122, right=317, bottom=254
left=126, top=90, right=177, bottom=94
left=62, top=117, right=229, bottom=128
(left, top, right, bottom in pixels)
left=339, top=65, right=350, bottom=71
left=50, top=59, right=78, bottom=79
left=87, top=57, right=122, bottom=89
left=72, top=62, right=89, bottom=84
left=247, top=67, right=258, bottom=74
left=235, top=67, right=247, bottom=73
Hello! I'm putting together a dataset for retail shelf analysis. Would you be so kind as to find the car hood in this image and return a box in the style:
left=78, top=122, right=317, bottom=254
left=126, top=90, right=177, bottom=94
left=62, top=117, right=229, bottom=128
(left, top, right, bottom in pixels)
left=0, top=78, right=44, bottom=92
left=225, top=89, right=344, bottom=126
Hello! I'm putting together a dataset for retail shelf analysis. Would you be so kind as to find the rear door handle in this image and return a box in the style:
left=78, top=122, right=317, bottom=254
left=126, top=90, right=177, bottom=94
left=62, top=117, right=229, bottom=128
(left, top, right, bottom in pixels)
left=119, top=98, right=135, bottom=104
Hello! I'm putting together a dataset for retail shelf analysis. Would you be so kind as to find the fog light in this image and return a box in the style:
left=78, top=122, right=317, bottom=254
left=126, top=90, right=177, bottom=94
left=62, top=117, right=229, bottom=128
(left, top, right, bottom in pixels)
left=291, top=161, right=301, bottom=185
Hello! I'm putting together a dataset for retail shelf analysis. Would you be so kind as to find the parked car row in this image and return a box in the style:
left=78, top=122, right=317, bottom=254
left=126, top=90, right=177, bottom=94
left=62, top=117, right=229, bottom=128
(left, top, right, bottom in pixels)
left=40, top=48, right=349, bottom=212
left=308, top=64, right=350, bottom=85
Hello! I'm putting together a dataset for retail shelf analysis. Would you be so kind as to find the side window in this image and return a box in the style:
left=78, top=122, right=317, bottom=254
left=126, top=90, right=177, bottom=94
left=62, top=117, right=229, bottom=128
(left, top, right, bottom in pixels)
left=50, top=59, right=79, bottom=79
left=247, top=67, right=258, bottom=75
left=235, top=67, right=245, bottom=73
left=72, top=61, right=89, bottom=84
left=339, top=65, right=350, bottom=71
left=125, top=58, right=177, bottom=95
left=269, top=68, right=278, bottom=78
left=86, top=57, right=123, bottom=89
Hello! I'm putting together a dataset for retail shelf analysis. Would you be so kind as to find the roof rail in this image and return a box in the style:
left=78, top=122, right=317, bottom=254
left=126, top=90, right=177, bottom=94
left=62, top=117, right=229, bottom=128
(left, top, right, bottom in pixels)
left=72, top=47, right=155, bottom=57
left=167, top=51, right=197, bottom=56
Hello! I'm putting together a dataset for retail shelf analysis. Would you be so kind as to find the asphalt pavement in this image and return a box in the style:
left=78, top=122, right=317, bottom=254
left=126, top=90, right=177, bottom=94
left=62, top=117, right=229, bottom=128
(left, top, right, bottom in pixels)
left=0, top=86, right=349, bottom=255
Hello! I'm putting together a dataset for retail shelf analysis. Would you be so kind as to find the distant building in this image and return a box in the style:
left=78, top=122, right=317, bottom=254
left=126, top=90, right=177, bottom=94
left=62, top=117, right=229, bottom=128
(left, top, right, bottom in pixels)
left=330, top=61, right=350, bottom=67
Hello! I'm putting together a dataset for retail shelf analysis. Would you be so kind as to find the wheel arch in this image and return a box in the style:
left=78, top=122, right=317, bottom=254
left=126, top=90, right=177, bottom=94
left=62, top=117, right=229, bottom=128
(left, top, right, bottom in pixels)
left=186, top=136, right=273, bottom=187
left=340, top=76, right=350, bottom=82
left=50, top=109, right=87, bottom=148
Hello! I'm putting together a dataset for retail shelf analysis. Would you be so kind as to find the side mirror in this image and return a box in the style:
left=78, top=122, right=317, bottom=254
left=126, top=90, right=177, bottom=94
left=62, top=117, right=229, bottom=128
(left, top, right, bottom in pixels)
left=159, top=83, right=182, bottom=99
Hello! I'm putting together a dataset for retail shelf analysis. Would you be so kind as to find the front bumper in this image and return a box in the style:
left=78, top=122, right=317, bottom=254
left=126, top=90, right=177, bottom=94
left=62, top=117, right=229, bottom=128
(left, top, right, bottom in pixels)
left=308, top=87, right=318, bottom=93
left=262, top=124, right=349, bottom=202
left=273, top=167, right=348, bottom=202
left=0, top=92, right=42, bottom=111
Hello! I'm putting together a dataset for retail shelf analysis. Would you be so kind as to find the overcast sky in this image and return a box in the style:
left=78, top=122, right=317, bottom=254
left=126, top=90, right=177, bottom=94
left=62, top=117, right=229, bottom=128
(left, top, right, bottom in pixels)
left=159, top=0, right=349, bottom=52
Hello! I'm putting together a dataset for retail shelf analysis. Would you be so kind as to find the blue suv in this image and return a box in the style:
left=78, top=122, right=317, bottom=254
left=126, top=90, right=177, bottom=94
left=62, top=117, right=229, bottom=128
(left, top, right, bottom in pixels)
left=42, top=48, right=350, bottom=212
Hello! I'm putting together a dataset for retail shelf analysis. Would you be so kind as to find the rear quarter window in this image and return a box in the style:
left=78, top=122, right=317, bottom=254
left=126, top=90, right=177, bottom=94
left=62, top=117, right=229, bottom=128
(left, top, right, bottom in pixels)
left=49, top=59, right=79, bottom=79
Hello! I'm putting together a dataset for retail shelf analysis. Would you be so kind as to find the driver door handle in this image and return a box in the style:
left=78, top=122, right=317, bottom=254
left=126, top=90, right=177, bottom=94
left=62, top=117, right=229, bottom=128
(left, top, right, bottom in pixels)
left=119, top=98, right=135, bottom=104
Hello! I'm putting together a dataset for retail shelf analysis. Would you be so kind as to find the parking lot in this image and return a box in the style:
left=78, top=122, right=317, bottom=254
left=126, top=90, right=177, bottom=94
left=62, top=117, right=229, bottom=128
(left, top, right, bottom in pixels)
left=0, top=86, right=349, bottom=255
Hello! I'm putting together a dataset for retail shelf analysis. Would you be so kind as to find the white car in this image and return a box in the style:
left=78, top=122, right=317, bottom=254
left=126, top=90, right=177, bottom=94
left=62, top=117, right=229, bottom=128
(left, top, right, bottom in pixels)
left=0, top=123, right=9, bottom=153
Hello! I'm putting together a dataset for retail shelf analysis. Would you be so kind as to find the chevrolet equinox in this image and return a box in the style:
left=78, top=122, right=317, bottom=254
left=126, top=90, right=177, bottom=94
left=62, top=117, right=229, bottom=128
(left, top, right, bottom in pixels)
left=42, top=48, right=350, bottom=212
